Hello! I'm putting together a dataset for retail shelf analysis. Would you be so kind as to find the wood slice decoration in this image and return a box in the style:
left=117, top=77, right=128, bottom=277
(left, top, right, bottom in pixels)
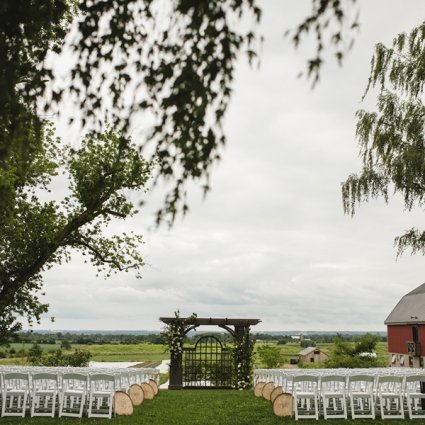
left=272, top=392, right=294, bottom=417
left=262, top=382, right=275, bottom=400
left=113, top=391, right=134, bottom=416
left=254, top=381, right=266, bottom=397
left=141, top=383, right=155, bottom=400
left=129, top=384, right=144, bottom=406
left=270, top=386, right=284, bottom=404
left=149, top=379, right=159, bottom=395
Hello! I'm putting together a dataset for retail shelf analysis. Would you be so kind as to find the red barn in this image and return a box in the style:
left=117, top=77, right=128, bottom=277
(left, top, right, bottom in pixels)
left=385, top=283, right=425, bottom=368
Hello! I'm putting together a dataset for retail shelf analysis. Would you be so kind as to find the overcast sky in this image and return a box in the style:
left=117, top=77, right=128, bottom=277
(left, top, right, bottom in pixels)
left=34, top=0, right=425, bottom=333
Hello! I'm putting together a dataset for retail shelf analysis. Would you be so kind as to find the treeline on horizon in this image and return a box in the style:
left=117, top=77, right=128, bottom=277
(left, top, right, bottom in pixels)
left=3, top=330, right=387, bottom=346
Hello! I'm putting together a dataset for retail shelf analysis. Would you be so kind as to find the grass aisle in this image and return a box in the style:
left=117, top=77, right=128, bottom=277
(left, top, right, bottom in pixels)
left=139, top=390, right=284, bottom=425
left=0, top=390, right=415, bottom=425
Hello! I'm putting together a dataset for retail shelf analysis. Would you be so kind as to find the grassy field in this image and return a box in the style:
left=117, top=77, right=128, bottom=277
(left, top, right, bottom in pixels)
left=81, top=343, right=168, bottom=362
left=0, top=343, right=168, bottom=365
left=0, top=389, right=412, bottom=425
left=0, top=341, right=389, bottom=366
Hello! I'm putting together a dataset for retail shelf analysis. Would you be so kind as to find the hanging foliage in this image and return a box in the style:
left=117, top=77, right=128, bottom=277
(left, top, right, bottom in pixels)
left=233, top=327, right=254, bottom=390
left=162, top=311, right=197, bottom=361
left=342, top=21, right=425, bottom=256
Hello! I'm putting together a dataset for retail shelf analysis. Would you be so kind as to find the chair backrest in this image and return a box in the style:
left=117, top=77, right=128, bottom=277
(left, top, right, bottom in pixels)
left=89, top=374, right=115, bottom=392
left=405, top=374, right=425, bottom=393
left=32, top=373, right=59, bottom=391
left=293, top=375, right=319, bottom=383
left=3, top=372, right=30, bottom=390
left=62, top=373, right=88, bottom=391
left=348, top=374, right=374, bottom=393
left=119, top=371, right=130, bottom=388
left=293, top=375, right=319, bottom=393
left=377, top=375, right=403, bottom=394
left=321, top=375, right=346, bottom=392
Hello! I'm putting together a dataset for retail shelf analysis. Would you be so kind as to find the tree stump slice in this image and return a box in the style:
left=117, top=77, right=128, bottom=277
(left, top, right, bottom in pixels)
left=262, top=382, right=275, bottom=400
left=272, top=392, right=294, bottom=417
left=129, top=384, right=144, bottom=406
left=141, top=383, right=155, bottom=400
left=113, top=391, right=134, bottom=416
left=149, top=379, right=159, bottom=395
left=270, top=386, right=284, bottom=404
left=254, top=381, right=266, bottom=397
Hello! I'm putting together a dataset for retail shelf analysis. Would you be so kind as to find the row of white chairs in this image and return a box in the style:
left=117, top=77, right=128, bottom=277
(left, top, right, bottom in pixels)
left=0, top=366, right=159, bottom=419
left=254, top=367, right=425, bottom=385
left=255, top=368, right=425, bottom=420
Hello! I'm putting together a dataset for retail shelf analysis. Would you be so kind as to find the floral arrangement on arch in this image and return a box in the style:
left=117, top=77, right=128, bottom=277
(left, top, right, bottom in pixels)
left=162, top=311, right=197, bottom=360
left=233, top=327, right=254, bottom=390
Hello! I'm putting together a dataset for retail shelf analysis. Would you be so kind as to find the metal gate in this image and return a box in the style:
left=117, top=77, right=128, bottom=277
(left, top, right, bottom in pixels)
left=183, top=335, right=233, bottom=389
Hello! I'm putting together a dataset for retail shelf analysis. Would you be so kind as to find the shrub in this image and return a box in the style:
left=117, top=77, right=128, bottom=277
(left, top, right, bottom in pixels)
left=257, top=345, right=281, bottom=369
left=27, top=343, right=43, bottom=365
left=325, top=333, right=380, bottom=368
left=39, top=348, right=91, bottom=367
left=61, top=340, right=72, bottom=350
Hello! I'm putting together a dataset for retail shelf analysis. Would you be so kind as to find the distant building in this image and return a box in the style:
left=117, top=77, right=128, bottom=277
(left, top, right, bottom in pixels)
left=291, top=332, right=311, bottom=342
left=385, top=283, right=425, bottom=368
left=298, top=347, right=328, bottom=364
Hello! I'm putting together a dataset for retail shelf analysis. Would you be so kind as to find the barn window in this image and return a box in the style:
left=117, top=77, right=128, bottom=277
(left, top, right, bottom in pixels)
left=420, top=357, right=424, bottom=368
left=400, top=355, right=405, bottom=366
left=391, top=354, right=396, bottom=364
left=409, top=356, right=414, bottom=367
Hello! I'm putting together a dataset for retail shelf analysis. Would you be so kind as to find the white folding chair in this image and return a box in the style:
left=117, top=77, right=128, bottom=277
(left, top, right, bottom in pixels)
left=31, top=372, right=59, bottom=417
left=88, top=374, right=115, bottom=419
left=119, top=371, right=130, bottom=392
left=293, top=375, right=319, bottom=420
left=376, top=375, right=404, bottom=419
left=59, top=373, right=88, bottom=418
left=320, top=375, right=347, bottom=419
left=405, top=374, right=425, bottom=419
left=348, top=374, right=375, bottom=419
left=1, top=372, right=30, bottom=417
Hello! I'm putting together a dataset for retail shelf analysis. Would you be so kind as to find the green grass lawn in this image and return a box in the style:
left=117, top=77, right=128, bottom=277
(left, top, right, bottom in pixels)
left=0, top=389, right=414, bottom=425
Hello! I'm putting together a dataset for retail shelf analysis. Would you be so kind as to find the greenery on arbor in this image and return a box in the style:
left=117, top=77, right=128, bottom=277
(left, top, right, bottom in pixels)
left=233, top=327, right=254, bottom=389
left=325, top=333, right=380, bottom=368
left=0, top=127, right=152, bottom=343
left=161, top=311, right=197, bottom=361
left=342, top=22, right=425, bottom=255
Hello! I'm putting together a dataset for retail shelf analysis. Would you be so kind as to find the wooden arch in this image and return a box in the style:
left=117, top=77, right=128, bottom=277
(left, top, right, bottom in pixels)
left=159, top=317, right=261, bottom=390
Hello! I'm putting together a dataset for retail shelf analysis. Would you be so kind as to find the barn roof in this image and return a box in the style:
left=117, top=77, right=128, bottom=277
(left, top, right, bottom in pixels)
left=385, top=283, right=425, bottom=325
left=298, top=347, right=317, bottom=356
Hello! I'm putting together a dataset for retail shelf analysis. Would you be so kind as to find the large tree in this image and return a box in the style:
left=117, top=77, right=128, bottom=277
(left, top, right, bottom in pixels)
left=2, top=0, right=359, bottom=223
left=0, top=126, right=151, bottom=342
left=342, top=22, right=425, bottom=255
left=0, top=0, right=359, bottom=339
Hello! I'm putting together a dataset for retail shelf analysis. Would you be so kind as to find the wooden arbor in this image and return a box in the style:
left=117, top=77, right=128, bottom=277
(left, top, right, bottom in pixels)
left=159, top=317, right=260, bottom=390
